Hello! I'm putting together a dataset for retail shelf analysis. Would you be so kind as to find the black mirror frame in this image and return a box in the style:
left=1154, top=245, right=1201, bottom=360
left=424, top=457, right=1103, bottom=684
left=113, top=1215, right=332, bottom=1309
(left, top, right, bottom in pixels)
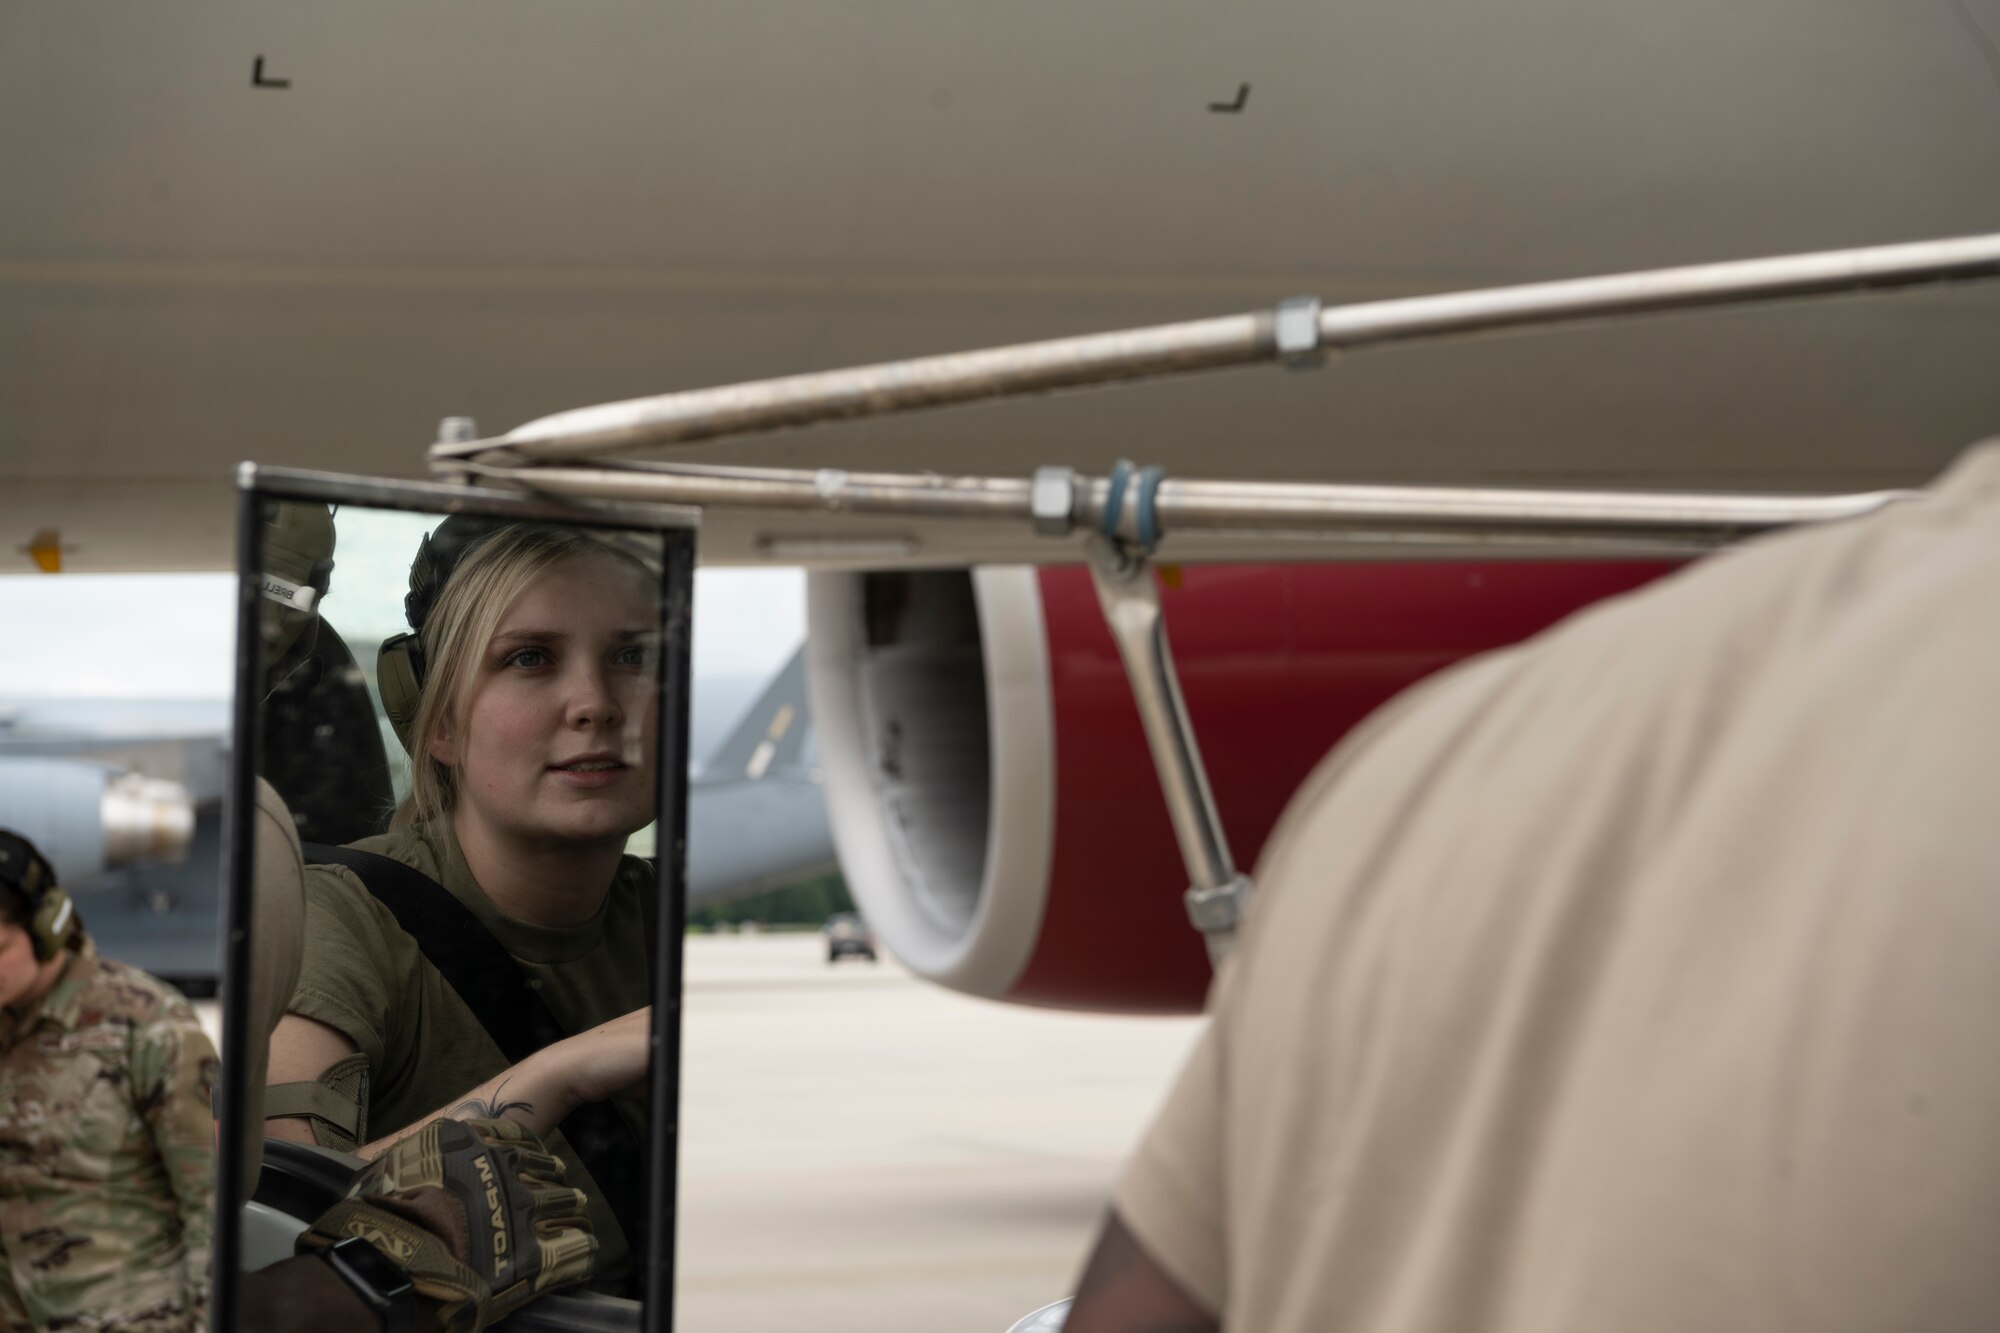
left=213, top=465, right=698, bottom=1333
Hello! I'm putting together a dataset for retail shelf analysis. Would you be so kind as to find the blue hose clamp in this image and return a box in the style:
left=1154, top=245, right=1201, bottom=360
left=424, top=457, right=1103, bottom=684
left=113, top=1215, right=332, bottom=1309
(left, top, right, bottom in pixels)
left=1133, top=466, right=1166, bottom=553
left=1100, top=460, right=1135, bottom=540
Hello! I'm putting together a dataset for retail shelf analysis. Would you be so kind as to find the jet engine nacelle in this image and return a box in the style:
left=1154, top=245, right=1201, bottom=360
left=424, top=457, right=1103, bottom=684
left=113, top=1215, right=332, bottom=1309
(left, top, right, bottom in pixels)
left=0, top=756, right=195, bottom=888
left=808, top=560, right=1675, bottom=1013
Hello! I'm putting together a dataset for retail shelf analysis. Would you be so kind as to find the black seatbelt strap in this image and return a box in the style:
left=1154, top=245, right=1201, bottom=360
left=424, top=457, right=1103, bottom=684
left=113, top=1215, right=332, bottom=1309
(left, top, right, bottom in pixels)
left=301, top=843, right=650, bottom=1264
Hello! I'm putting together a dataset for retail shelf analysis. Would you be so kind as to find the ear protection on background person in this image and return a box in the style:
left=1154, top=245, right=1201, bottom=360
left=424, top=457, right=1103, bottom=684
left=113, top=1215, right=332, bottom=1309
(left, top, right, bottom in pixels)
left=259, top=502, right=338, bottom=674
left=261, top=501, right=336, bottom=614
left=0, top=830, right=79, bottom=962
left=378, top=514, right=511, bottom=753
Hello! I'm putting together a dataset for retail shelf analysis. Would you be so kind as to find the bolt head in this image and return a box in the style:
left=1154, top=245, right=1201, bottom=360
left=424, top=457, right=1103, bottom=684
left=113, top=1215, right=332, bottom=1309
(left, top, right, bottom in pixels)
left=1031, top=466, right=1078, bottom=537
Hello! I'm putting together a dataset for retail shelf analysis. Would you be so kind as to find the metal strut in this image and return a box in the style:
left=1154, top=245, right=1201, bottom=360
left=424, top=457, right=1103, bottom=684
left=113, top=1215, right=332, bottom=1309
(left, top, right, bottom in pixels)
left=1084, top=523, right=1254, bottom=966
left=432, top=231, right=2000, bottom=465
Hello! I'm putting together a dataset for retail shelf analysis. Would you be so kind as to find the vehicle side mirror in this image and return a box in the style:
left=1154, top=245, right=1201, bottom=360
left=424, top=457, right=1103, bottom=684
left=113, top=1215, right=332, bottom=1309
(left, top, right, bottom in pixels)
left=212, top=468, right=696, bottom=1333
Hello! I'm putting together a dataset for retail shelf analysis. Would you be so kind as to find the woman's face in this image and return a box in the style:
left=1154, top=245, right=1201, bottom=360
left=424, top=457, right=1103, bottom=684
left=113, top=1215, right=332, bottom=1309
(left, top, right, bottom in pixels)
left=432, top=548, right=659, bottom=852
left=0, top=918, right=51, bottom=1011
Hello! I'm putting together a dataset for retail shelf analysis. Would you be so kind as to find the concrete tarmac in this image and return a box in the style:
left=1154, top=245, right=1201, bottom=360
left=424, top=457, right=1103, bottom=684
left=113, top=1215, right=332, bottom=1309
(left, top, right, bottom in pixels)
left=674, top=932, right=1203, bottom=1332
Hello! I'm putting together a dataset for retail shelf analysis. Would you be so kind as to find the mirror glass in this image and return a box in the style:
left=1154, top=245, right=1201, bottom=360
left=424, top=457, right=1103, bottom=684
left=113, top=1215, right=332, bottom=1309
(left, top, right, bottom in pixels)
left=222, top=478, right=692, bottom=1332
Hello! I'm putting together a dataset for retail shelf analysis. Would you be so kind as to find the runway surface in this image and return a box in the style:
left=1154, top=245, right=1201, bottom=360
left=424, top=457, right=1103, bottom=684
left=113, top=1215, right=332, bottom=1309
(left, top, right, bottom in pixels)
left=673, top=932, right=1204, bottom=1332
left=204, top=931, right=1207, bottom=1332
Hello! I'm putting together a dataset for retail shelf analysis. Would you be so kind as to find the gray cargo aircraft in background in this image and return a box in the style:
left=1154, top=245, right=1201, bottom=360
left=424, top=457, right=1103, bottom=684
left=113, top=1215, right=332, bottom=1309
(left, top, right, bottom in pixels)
left=0, top=644, right=829, bottom=989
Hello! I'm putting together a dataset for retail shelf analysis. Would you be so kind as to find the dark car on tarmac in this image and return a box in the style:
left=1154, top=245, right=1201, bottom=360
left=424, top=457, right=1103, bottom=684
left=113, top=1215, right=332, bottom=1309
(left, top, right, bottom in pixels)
left=822, top=912, right=878, bottom=963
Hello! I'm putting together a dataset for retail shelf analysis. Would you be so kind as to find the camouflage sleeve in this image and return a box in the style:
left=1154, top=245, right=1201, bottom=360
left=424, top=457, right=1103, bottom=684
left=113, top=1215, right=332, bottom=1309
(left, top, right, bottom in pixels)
left=129, top=994, right=222, bottom=1317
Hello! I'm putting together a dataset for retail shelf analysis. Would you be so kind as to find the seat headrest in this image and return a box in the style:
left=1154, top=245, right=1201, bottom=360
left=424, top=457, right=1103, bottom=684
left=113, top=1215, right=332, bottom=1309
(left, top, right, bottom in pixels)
left=239, top=777, right=305, bottom=1202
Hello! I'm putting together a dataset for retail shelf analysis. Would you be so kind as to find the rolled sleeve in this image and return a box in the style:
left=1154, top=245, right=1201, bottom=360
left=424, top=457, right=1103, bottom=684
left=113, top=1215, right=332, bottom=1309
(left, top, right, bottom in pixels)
left=287, top=866, right=397, bottom=1073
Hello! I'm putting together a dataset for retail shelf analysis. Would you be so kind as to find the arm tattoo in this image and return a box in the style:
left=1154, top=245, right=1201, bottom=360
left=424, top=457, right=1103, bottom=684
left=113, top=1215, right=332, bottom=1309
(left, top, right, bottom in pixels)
left=449, top=1076, right=535, bottom=1122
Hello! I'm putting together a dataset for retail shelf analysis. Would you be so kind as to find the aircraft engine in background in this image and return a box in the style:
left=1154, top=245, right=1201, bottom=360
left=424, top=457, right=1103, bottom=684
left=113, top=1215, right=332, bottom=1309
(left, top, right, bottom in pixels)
left=0, top=757, right=195, bottom=888
left=809, top=560, right=1676, bottom=1014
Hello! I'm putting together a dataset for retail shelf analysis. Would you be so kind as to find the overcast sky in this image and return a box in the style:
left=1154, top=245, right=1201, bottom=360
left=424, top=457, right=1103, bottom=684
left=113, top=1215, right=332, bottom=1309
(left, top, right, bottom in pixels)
left=0, top=566, right=805, bottom=700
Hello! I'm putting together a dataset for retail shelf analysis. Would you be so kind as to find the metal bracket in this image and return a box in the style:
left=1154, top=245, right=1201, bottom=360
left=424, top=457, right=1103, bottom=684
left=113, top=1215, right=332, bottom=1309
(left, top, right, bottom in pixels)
left=1030, top=466, right=1079, bottom=537
left=1274, top=296, right=1325, bottom=369
left=433, top=417, right=481, bottom=487
left=1085, top=535, right=1255, bottom=966
left=1096, top=461, right=1169, bottom=553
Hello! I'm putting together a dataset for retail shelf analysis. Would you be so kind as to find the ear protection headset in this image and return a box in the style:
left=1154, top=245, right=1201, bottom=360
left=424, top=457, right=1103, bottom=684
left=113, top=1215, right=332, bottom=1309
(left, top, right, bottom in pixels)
left=261, top=502, right=336, bottom=615
left=0, top=831, right=79, bottom=962
left=377, top=514, right=511, bottom=753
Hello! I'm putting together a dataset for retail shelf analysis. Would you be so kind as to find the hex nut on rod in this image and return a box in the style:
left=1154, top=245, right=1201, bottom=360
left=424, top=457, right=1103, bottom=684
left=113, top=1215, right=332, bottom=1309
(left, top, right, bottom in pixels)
left=1030, top=466, right=1079, bottom=536
left=433, top=417, right=482, bottom=486
left=1274, top=297, right=1324, bottom=369
left=1186, top=875, right=1255, bottom=965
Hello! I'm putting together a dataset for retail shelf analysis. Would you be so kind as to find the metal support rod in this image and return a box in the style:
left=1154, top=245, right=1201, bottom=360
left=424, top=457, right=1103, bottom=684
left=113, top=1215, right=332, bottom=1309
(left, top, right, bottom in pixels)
left=433, top=232, right=2000, bottom=464
left=1085, top=536, right=1253, bottom=965
left=1310, top=233, right=2000, bottom=348
left=461, top=459, right=1910, bottom=554
left=1144, top=477, right=1911, bottom=540
left=463, top=459, right=1035, bottom=517
left=448, top=314, right=1272, bottom=461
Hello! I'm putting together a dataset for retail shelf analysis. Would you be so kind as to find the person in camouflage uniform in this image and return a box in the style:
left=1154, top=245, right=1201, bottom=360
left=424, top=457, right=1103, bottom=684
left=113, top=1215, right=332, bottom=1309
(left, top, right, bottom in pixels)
left=0, top=831, right=219, bottom=1332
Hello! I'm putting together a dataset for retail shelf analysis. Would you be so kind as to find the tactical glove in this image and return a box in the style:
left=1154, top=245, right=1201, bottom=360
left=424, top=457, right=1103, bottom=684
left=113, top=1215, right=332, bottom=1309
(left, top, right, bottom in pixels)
left=298, top=1117, right=597, bottom=1333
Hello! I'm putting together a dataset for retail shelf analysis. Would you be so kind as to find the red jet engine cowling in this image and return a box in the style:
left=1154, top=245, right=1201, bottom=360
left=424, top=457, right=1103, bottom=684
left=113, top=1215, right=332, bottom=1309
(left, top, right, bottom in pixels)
left=807, top=561, right=1676, bottom=1014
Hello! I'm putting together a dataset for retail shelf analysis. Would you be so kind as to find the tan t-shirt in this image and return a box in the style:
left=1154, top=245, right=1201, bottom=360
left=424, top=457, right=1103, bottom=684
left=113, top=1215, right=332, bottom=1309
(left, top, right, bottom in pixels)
left=1117, top=443, right=2000, bottom=1333
left=287, top=817, right=653, bottom=1268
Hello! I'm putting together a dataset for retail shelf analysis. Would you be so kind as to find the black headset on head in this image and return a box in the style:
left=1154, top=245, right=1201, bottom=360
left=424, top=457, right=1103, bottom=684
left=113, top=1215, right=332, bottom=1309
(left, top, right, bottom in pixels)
left=376, top=514, right=514, bottom=754
left=0, top=831, right=79, bottom=962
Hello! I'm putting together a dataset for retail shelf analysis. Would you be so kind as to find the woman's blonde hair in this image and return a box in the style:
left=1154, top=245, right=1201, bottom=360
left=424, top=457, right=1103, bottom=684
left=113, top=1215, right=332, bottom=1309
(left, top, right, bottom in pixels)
left=394, top=524, right=653, bottom=830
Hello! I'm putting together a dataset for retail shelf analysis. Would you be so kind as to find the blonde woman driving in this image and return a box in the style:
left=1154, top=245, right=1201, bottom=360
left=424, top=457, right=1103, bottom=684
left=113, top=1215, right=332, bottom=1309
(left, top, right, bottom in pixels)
left=266, top=520, right=661, bottom=1278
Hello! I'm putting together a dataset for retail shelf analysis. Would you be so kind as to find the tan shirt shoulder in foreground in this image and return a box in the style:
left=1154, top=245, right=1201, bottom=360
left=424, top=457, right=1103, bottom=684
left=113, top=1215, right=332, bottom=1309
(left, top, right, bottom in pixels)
left=1117, top=444, right=2000, bottom=1333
